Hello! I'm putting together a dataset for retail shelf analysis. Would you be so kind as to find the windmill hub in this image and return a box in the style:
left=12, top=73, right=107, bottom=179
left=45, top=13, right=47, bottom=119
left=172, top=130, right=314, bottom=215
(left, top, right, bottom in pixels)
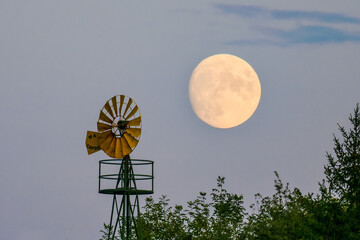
left=117, top=120, right=127, bottom=130
left=113, top=121, right=127, bottom=137
left=111, top=117, right=128, bottom=138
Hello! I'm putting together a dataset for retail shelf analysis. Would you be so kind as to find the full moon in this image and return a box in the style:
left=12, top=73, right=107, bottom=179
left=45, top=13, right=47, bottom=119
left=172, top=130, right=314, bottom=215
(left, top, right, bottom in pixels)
left=189, top=54, right=261, bottom=129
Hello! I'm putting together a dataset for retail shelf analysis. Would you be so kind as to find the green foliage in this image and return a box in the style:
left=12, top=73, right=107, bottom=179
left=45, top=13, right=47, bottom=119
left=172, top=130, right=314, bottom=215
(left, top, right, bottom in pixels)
left=320, top=103, right=360, bottom=239
left=140, top=195, right=189, bottom=239
left=140, top=176, right=246, bottom=240
left=324, top=103, right=360, bottom=207
left=243, top=172, right=314, bottom=240
left=305, top=186, right=350, bottom=240
left=210, top=177, right=245, bottom=239
left=99, top=223, right=119, bottom=240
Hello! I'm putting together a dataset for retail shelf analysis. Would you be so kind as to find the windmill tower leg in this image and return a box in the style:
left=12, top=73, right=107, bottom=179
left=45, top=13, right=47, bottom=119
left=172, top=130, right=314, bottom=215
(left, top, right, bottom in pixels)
left=105, top=155, right=143, bottom=240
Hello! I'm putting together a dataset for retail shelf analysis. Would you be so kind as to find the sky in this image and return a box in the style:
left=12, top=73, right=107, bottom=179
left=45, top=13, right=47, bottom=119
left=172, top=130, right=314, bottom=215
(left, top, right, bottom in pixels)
left=1, top=0, right=360, bottom=239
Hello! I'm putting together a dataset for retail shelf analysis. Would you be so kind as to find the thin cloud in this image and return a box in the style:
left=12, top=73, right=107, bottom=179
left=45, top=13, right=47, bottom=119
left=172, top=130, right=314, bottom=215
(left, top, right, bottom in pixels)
left=215, top=4, right=360, bottom=46
left=226, top=39, right=281, bottom=47
left=215, top=4, right=360, bottom=24
left=215, top=5, right=266, bottom=18
left=227, top=25, right=360, bottom=46
left=272, top=10, right=360, bottom=24
left=274, top=25, right=360, bottom=44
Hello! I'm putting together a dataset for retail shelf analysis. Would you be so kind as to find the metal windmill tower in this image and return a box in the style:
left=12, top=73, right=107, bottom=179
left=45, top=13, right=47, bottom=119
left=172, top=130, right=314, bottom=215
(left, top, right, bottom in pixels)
left=86, top=95, right=154, bottom=240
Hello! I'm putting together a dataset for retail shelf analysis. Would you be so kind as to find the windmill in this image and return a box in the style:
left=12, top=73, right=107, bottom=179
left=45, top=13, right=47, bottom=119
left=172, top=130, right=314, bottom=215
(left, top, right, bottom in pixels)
left=86, top=95, right=154, bottom=240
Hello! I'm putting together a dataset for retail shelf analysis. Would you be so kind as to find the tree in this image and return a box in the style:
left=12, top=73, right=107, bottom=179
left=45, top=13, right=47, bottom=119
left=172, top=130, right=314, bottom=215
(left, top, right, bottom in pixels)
left=304, top=184, right=350, bottom=240
left=209, top=177, right=245, bottom=239
left=324, top=103, right=360, bottom=208
left=140, top=195, right=189, bottom=239
left=320, top=103, right=360, bottom=239
left=139, top=176, right=245, bottom=240
left=99, top=223, right=119, bottom=240
left=243, top=172, right=317, bottom=240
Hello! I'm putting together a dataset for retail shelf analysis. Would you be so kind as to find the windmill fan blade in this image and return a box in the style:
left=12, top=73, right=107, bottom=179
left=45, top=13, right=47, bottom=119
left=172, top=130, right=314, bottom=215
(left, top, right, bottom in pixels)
left=124, top=133, right=139, bottom=149
left=126, top=116, right=141, bottom=126
left=125, top=105, right=138, bottom=120
left=104, top=101, right=115, bottom=119
left=115, top=138, right=123, bottom=159
left=107, top=137, right=116, bottom=157
left=123, top=98, right=133, bottom=117
left=111, top=96, right=118, bottom=116
left=99, top=111, right=113, bottom=124
left=125, top=128, right=141, bottom=138
left=98, top=131, right=113, bottom=146
left=97, top=122, right=112, bottom=132
left=121, top=136, right=132, bottom=156
left=119, top=95, right=125, bottom=116
left=100, top=134, right=115, bottom=153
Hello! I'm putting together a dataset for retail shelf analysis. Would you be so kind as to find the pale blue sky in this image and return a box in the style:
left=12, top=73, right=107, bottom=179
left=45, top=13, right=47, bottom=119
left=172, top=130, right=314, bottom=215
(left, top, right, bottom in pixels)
left=0, top=1, right=359, bottom=239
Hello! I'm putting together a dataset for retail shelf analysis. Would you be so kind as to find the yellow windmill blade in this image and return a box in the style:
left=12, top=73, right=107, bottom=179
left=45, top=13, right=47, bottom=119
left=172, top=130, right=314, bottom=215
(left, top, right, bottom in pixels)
left=125, top=128, right=141, bottom=138
left=119, top=95, right=125, bottom=116
left=107, top=137, right=117, bottom=158
left=104, top=101, right=115, bottom=119
left=127, top=116, right=141, bottom=126
left=125, top=105, right=139, bottom=120
left=98, top=131, right=112, bottom=145
left=123, top=133, right=139, bottom=149
left=97, top=122, right=112, bottom=132
left=99, top=111, right=113, bottom=124
left=123, top=98, right=133, bottom=117
left=115, top=138, right=123, bottom=159
left=100, top=134, right=114, bottom=153
left=111, top=96, right=118, bottom=116
left=120, top=137, right=132, bottom=156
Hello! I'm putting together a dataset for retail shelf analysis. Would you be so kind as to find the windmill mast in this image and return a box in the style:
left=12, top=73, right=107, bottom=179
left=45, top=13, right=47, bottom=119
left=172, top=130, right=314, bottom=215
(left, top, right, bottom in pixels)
left=86, top=95, right=154, bottom=239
